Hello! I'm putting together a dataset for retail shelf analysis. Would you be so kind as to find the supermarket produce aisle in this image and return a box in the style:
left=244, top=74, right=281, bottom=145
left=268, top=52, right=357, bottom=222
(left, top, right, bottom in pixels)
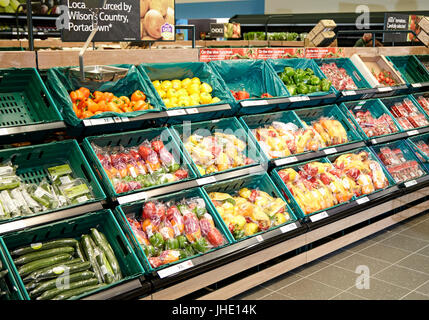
left=232, top=211, right=429, bottom=300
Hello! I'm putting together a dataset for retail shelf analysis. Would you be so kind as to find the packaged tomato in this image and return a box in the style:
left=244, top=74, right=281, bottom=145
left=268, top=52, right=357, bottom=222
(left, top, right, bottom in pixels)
left=184, top=213, right=202, bottom=243
left=402, top=98, right=418, bottom=114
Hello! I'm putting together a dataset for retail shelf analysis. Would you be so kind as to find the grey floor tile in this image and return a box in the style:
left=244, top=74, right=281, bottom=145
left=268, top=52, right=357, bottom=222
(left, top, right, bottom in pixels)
left=364, top=229, right=397, bottom=242
left=416, top=246, right=429, bottom=257
left=260, top=292, right=293, bottom=300
left=401, top=291, right=429, bottom=300
left=289, top=260, right=330, bottom=277
left=373, top=265, right=429, bottom=291
left=397, top=254, right=429, bottom=275
left=399, top=223, right=429, bottom=242
left=330, top=291, right=367, bottom=300
left=277, top=278, right=342, bottom=300
left=308, top=265, right=359, bottom=290
left=232, top=286, right=273, bottom=300
left=358, top=243, right=411, bottom=264
left=334, top=253, right=391, bottom=275
left=379, top=234, right=429, bottom=252
left=316, top=248, right=355, bottom=264
left=260, top=273, right=303, bottom=291
left=415, top=281, right=429, bottom=296
left=346, top=277, right=409, bottom=300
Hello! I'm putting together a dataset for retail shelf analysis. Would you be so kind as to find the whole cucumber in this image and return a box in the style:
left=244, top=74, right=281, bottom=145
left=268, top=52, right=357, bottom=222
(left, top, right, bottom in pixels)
left=11, top=239, right=78, bottom=256
left=23, top=258, right=82, bottom=283
left=81, top=235, right=103, bottom=284
left=100, top=232, right=115, bottom=257
left=18, top=254, right=73, bottom=277
left=25, top=280, right=38, bottom=292
left=30, top=261, right=92, bottom=283
left=36, top=278, right=99, bottom=300
left=14, top=247, right=75, bottom=266
left=29, top=270, right=96, bottom=299
left=90, top=228, right=122, bottom=281
left=76, top=242, right=86, bottom=262
left=51, top=283, right=104, bottom=300
left=0, top=269, right=8, bottom=279
left=93, top=247, right=114, bottom=285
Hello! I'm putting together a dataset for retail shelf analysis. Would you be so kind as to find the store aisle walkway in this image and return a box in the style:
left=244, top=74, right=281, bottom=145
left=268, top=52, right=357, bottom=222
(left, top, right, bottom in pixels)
left=232, top=211, right=429, bottom=300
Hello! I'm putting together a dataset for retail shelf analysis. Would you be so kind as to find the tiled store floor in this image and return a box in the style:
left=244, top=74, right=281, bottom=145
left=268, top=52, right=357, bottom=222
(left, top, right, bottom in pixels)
left=231, top=212, right=429, bottom=300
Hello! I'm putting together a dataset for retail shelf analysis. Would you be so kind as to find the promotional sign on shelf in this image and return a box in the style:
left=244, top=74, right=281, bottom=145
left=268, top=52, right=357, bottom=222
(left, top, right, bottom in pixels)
left=383, top=13, right=410, bottom=43
left=199, top=48, right=304, bottom=62
left=61, top=0, right=175, bottom=42
left=304, top=47, right=345, bottom=59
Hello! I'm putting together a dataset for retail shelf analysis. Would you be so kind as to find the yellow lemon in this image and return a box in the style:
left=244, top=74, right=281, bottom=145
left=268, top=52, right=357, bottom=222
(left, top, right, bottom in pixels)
left=176, top=88, right=188, bottom=98
left=191, top=77, right=201, bottom=85
left=166, top=88, right=178, bottom=99
left=157, top=89, right=166, bottom=99
left=160, top=80, right=172, bottom=91
left=211, top=97, right=221, bottom=104
left=187, top=83, right=200, bottom=95
left=171, top=79, right=182, bottom=90
left=181, top=78, right=192, bottom=88
left=200, top=92, right=212, bottom=104
left=152, top=80, right=161, bottom=89
left=200, top=82, right=213, bottom=93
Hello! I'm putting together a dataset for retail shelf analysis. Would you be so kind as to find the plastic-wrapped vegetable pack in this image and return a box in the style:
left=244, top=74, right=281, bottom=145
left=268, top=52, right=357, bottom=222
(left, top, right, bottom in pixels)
left=388, top=97, right=429, bottom=129
left=208, top=188, right=291, bottom=240
left=183, top=132, right=254, bottom=176
left=0, top=163, right=93, bottom=221
left=126, top=197, right=226, bottom=268
left=92, top=137, right=190, bottom=195
left=350, top=108, right=399, bottom=138
left=319, top=63, right=358, bottom=91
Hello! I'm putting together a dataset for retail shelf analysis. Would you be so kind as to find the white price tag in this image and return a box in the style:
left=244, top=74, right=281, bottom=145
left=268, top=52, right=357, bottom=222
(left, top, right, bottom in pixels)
left=378, top=87, right=392, bottom=92
left=323, top=147, right=337, bottom=155
left=121, top=117, right=130, bottom=122
left=274, top=156, right=298, bottom=167
left=37, top=32, right=44, bottom=35
left=83, top=119, right=92, bottom=126
left=157, top=260, right=194, bottom=278
left=407, top=130, right=419, bottom=136
left=186, top=108, right=199, bottom=114
left=404, top=180, right=417, bottom=188
left=91, top=118, right=115, bottom=126
left=280, top=223, right=297, bottom=233
left=371, top=139, right=377, bottom=144
left=196, top=176, right=217, bottom=186
left=289, top=96, right=310, bottom=102
left=166, top=109, right=187, bottom=117
left=356, top=196, right=369, bottom=205
left=0, top=128, right=9, bottom=136
left=412, top=83, right=422, bottom=88
left=117, top=192, right=147, bottom=205
left=358, top=101, right=366, bottom=105
left=354, top=106, right=362, bottom=110
left=343, top=90, right=356, bottom=96
left=113, top=117, right=122, bottom=123
left=241, top=100, right=268, bottom=107
left=310, top=211, right=328, bottom=223
left=256, top=235, right=264, bottom=242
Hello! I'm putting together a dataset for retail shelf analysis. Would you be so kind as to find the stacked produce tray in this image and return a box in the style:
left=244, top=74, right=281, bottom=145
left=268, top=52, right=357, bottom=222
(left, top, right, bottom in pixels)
left=0, top=68, right=65, bottom=143
left=386, top=55, right=429, bottom=89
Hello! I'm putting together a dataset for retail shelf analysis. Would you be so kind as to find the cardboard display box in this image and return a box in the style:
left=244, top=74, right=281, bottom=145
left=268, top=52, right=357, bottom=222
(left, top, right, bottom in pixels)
left=418, top=16, right=429, bottom=34
left=308, top=20, right=337, bottom=41
left=312, top=31, right=336, bottom=47
left=417, top=29, right=429, bottom=47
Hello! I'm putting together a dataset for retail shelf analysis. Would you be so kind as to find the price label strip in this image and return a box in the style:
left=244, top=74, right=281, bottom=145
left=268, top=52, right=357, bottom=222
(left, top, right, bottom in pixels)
left=342, top=90, right=356, bottom=96
left=412, top=83, right=422, bottom=88
left=255, top=235, right=264, bottom=242
left=356, top=196, right=369, bottom=205
left=289, top=96, right=310, bottom=103
left=83, top=118, right=115, bottom=126
left=310, top=211, right=329, bottom=223
left=377, top=87, right=392, bottom=92
left=404, top=180, right=417, bottom=188
left=274, top=156, right=298, bottom=167
left=157, top=260, right=194, bottom=279
left=0, top=128, right=9, bottom=136
left=186, top=108, right=199, bottom=114
left=371, top=139, right=377, bottom=145
left=117, top=192, right=147, bottom=205
left=407, top=130, right=419, bottom=136
left=196, top=176, right=217, bottom=186
left=166, top=109, right=187, bottom=117
left=280, top=223, right=298, bottom=234
left=323, top=147, right=337, bottom=155
left=241, top=100, right=268, bottom=107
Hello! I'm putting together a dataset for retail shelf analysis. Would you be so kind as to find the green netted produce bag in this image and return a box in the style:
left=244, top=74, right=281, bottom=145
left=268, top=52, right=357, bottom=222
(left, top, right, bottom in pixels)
left=209, top=59, right=289, bottom=101
left=137, top=62, right=235, bottom=111
left=46, top=64, right=163, bottom=127
left=266, top=58, right=336, bottom=97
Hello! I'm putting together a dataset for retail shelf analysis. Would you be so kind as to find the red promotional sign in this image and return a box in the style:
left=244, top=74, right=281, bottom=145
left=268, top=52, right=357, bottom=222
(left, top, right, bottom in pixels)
left=304, top=47, right=345, bottom=59
left=199, top=48, right=305, bottom=62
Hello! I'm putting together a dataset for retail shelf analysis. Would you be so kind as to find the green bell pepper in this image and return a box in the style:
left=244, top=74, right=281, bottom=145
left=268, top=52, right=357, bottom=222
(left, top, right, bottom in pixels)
left=297, top=83, right=309, bottom=94
left=149, top=232, right=164, bottom=249
left=176, top=235, right=188, bottom=249
left=286, top=85, right=297, bottom=96
left=143, top=245, right=157, bottom=257
left=168, top=163, right=180, bottom=173
left=177, top=204, right=188, bottom=215
left=283, top=67, right=295, bottom=77
left=293, top=73, right=304, bottom=85
left=165, top=238, right=180, bottom=250
left=321, top=79, right=332, bottom=92
left=192, top=238, right=209, bottom=253
left=309, top=85, right=319, bottom=93
left=193, top=207, right=207, bottom=219
left=183, top=244, right=195, bottom=257
left=310, top=75, right=321, bottom=86
left=301, top=76, right=311, bottom=84
left=233, top=229, right=246, bottom=240
left=305, top=68, right=314, bottom=75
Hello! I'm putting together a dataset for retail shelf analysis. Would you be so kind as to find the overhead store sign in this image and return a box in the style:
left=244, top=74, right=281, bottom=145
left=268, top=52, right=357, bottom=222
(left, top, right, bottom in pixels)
left=384, top=13, right=410, bottom=43
left=199, top=48, right=304, bottom=62
left=61, top=0, right=175, bottom=42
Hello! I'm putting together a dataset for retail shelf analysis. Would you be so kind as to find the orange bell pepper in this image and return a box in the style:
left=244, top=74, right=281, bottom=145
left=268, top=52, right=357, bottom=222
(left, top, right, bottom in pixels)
left=132, top=100, right=147, bottom=111
left=119, top=96, right=130, bottom=106
left=70, top=91, right=78, bottom=102
left=93, top=91, right=104, bottom=103
left=81, top=110, right=94, bottom=119
left=131, top=90, right=146, bottom=102
left=87, top=98, right=99, bottom=113
left=78, top=87, right=90, bottom=99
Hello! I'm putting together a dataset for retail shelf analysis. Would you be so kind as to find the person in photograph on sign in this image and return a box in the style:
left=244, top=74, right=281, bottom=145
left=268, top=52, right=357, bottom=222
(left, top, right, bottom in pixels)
left=354, top=33, right=383, bottom=47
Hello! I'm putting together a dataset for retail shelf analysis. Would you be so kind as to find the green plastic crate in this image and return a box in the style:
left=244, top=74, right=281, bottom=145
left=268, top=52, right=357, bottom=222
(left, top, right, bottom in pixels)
left=0, top=68, right=63, bottom=128
left=0, top=239, right=24, bottom=300
left=82, top=127, right=197, bottom=199
left=208, top=60, right=290, bottom=113
left=386, top=55, right=429, bottom=84
left=0, top=139, right=106, bottom=224
left=380, top=95, right=429, bottom=130
left=1, top=209, right=144, bottom=300
left=314, top=58, right=372, bottom=94
left=170, top=117, right=266, bottom=178
left=293, top=104, right=363, bottom=146
left=415, top=55, right=429, bottom=72
left=239, top=110, right=306, bottom=163
left=138, top=62, right=236, bottom=115
left=370, top=140, right=429, bottom=184
left=46, top=64, right=163, bottom=127
left=406, top=133, right=429, bottom=172
left=114, top=187, right=232, bottom=273
left=201, top=172, right=298, bottom=243
left=340, top=99, right=403, bottom=141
